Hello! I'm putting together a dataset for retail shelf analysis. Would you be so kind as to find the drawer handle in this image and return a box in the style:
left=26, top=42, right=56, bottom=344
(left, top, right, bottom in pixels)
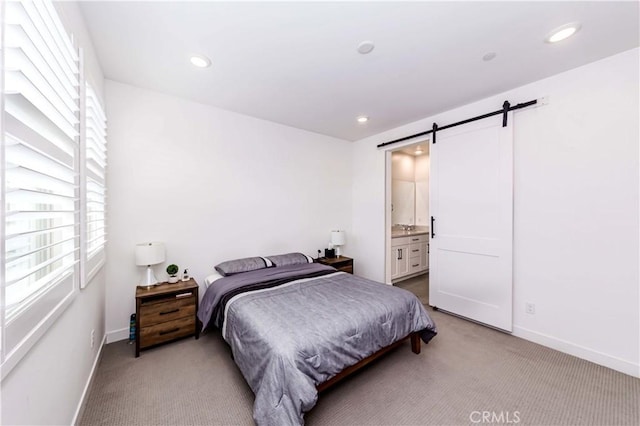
left=412, top=249, right=419, bottom=252
left=175, top=292, right=192, bottom=298
left=412, top=238, right=419, bottom=241
left=412, top=264, right=420, bottom=267
left=159, top=328, right=180, bottom=336
left=160, top=309, right=179, bottom=315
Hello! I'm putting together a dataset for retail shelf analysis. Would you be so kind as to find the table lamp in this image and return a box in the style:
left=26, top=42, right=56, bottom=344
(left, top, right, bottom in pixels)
left=135, top=242, right=165, bottom=288
left=331, top=231, right=346, bottom=257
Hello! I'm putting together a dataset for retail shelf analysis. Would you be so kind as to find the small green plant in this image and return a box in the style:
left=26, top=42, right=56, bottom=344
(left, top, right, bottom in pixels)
left=166, top=264, right=179, bottom=276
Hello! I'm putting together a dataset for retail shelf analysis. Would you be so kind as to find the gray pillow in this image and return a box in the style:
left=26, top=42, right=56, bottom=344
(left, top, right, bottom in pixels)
left=266, top=252, right=314, bottom=267
left=215, top=256, right=273, bottom=276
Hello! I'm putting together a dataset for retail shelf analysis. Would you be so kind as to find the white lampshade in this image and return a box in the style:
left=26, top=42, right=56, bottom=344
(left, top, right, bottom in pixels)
left=331, top=231, right=346, bottom=246
left=135, top=242, right=165, bottom=266
left=136, top=242, right=165, bottom=288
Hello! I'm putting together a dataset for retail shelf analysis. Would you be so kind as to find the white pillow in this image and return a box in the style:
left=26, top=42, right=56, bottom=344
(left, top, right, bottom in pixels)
left=204, top=271, right=225, bottom=289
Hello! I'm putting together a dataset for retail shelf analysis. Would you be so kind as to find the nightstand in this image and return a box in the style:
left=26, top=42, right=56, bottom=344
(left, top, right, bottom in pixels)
left=316, top=256, right=354, bottom=274
left=135, top=279, right=199, bottom=357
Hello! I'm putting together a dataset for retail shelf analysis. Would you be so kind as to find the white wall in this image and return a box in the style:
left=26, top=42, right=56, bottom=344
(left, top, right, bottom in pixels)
left=391, top=152, right=415, bottom=181
left=352, top=48, right=640, bottom=377
left=104, top=81, right=353, bottom=341
left=1, top=3, right=107, bottom=425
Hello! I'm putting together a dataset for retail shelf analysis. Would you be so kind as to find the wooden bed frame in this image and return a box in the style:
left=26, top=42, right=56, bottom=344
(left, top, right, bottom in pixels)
left=204, top=314, right=423, bottom=395
left=316, top=332, right=421, bottom=392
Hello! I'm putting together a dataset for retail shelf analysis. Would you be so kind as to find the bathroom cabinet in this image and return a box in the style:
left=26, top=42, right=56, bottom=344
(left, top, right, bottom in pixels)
left=391, top=233, right=428, bottom=281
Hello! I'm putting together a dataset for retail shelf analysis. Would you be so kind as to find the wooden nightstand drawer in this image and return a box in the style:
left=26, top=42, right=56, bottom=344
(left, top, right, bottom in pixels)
left=316, top=256, right=354, bottom=274
left=140, top=316, right=195, bottom=349
left=337, top=265, right=353, bottom=274
left=139, top=296, right=195, bottom=327
left=135, top=279, right=199, bottom=357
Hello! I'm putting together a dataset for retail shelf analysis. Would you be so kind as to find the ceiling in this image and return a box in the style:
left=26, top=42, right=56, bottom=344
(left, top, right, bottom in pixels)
left=399, top=143, right=429, bottom=157
left=79, top=1, right=639, bottom=141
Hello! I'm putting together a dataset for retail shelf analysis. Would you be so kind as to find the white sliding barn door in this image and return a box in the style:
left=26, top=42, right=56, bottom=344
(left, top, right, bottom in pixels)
left=429, top=116, right=513, bottom=331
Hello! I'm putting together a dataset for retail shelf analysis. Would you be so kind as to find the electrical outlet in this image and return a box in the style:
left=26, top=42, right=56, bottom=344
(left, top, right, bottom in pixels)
left=525, top=302, right=536, bottom=315
left=90, top=329, right=95, bottom=348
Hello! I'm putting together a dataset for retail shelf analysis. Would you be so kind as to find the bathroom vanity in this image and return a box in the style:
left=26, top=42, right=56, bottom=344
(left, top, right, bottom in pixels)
left=391, top=230, right=429, bottom=281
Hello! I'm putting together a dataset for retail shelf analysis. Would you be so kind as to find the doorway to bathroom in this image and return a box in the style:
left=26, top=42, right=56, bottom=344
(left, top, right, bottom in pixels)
left=385, top=140, right=430, bottom=301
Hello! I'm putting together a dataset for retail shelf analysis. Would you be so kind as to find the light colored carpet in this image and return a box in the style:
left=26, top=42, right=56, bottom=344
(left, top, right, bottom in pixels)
left=394, top=273, right=429, bottom=306
left=79, top=274, right=639, bottom=425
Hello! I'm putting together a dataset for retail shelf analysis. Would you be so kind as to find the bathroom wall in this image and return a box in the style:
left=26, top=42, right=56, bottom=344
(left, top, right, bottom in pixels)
left=391, top=151, right=430, bottom=227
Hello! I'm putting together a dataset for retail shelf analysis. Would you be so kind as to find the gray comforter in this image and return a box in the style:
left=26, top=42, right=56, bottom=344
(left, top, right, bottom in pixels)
left=199, top=263, right=437, bottom=425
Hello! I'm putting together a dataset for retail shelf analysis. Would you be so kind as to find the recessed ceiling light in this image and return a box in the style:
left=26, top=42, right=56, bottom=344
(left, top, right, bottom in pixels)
left=357, top=41, right=375, bottom=55
left=415, top=147, right=423, bottom=155
left=482, top=52, right=497, bottom=62
left=357, top=116, right=369, bottom=123
left=190, top=54, right=211, bottom=68
left=545, top=23, right=581, bottom=43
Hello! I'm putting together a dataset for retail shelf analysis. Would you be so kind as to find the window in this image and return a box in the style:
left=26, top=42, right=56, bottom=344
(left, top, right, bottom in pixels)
left=1, top=0, right=80, bottom=375
left=82, top=82, right=107, bottom=285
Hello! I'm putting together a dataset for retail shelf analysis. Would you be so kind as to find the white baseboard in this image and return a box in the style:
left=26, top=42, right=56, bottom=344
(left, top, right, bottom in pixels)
left=512, top=325, right=640, bottom=378
left=71, top=333, right=106, bottom=425
left=106, top=327, right=129, bottom=344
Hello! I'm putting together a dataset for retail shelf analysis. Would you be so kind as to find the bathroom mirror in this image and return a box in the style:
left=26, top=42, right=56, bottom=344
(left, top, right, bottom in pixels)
left=392, top=180, right=415, bottom=225
left=415, top=181, right=429, bottom=226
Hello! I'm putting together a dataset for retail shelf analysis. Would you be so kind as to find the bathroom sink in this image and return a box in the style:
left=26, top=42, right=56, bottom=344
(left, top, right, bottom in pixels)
left=391, top=229, right=428, bottom=238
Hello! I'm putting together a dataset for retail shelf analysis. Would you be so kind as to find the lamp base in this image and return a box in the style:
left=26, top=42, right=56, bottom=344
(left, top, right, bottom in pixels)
left=138, top=266, right=159, bottom=289
left=335, top=246, right=342, bottom=257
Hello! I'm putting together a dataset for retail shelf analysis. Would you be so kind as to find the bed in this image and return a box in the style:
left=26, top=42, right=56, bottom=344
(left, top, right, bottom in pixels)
left=198, top=254, right=437, bottom=426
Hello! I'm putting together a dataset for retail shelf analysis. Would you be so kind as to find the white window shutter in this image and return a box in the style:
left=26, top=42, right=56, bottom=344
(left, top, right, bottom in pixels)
left=1, top=0, right=80, bottom=377
left=81, top=82, right=107, bottom=286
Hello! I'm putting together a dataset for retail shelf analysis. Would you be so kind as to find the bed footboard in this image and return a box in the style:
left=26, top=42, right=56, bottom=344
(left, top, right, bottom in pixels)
left=317, top=331, right=421, bottom=392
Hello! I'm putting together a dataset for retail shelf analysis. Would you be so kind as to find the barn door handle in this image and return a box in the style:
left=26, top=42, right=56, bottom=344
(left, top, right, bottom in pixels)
left=431, top=216, right=435, bottom=238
